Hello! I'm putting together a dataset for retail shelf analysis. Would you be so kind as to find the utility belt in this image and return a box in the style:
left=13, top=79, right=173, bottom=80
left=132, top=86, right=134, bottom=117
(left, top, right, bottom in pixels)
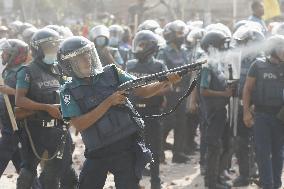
left=25, top=118, right=59, bottom=128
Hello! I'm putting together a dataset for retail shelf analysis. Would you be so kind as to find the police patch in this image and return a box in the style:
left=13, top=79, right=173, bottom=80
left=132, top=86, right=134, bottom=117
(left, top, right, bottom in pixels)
left=24, top=73, right=30, bottom=82
left=64, top=95, right=71, bottom=105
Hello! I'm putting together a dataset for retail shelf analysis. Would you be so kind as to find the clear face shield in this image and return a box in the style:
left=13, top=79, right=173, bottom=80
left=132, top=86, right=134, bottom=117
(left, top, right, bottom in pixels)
left=62, top=44, right=103, bottom=78
left=40, top=39, right=61, bottom=64
left=109, top=30, right=121, bottom=47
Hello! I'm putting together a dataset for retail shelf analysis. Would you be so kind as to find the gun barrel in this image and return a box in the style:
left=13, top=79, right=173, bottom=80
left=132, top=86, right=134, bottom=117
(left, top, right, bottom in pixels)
left=119, top=59, right=206, bottom=91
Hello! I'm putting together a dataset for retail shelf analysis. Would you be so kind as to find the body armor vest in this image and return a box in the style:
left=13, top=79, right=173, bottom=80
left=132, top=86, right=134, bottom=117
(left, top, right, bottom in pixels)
left=253, top=59, right=284, bottom=108
left=202, top=67, right=229, bottom=113
left=18, top=61, right=61, bottom=121
left=126, top=58, right=164, bottom=108
left=67, top=65, right=138, bottom=151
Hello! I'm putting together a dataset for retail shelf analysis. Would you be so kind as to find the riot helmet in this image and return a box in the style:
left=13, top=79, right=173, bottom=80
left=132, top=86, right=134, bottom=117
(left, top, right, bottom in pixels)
left=201, top=30, right=231, bottom=53
left=0, top=39, right=29, bottom=67
left=8, top=21, right=23, bottom=38
left=89, top=25, right=110, bottom=48
left=205, top=23, right=232, bottom=38
left=132, top=30, right=159, bottom=61
left=186, top=28, right=205, bottom=48
left=109, top=25, right=124, bottom=47
left=31, top=28, right=61, bottom=64
left=233, top=25, right=264, bottom=46
left=137, top=20, right=162, bottom=34
left=163, top=20, right=187, bottom=48
left=22, top=27, right=38, bottom=44
left=57, top=36, right=103, bottom=78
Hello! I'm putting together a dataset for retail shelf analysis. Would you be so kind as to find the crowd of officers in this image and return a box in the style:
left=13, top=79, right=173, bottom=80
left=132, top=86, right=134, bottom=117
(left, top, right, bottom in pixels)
left=0, top=1, right=283, bottom=189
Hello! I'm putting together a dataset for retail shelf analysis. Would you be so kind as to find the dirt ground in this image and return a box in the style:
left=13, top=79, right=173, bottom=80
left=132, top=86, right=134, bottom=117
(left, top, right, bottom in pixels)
left=0, top=129, right=280, bottom=189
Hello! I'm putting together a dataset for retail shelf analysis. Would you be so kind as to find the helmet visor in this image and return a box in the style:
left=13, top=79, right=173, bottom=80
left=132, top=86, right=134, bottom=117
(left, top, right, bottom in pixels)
left=61, top=44, right=103, bottom=78
left=40, top=39, right=61, bottom=56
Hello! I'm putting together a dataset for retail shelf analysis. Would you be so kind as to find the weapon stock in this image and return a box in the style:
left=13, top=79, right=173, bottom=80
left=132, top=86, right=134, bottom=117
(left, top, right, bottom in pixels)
left=118, top=59, right=206, bottom=91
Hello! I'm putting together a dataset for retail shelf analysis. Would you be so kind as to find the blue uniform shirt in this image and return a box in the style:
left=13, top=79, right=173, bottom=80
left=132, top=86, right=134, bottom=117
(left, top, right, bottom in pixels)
left=60, top=66, right=135, bottom=119
left=16, top=66, right=31, bottom=89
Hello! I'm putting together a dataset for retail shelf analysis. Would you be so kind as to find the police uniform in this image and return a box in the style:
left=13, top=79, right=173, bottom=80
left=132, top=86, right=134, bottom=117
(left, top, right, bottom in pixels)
left=0, top=67, right=21, bottom=176
left=200, top=64, right=230, bottom=188
left=248, top=58, right=284, bottom=189
left=126, top=57, right=167, bottom=188
left=60, top=65, right=142, bottom=189
left=234, top=54, right=260, bottom=185
left=157, top=44, right=190, bottom=161
left=184, top=46, right=204, bottom=155
left=97, top=46, right=124, bottom=67
left=16, top=61, right=76, bottom=189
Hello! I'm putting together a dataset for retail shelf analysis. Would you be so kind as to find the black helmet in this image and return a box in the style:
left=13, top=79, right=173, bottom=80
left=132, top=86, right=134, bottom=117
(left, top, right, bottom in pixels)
left=137, top=20, right=161, bottom=33
left=57, top=36, right=102, bottom=78
left=0, top=39, right=29, bottom=66
left=31, top=28, right=61, bottom=61
left=200, top=30, right=231, bottom=52
left=132, top=30, right=159, bottom=60
left=163, top=20, right=187, bottom=43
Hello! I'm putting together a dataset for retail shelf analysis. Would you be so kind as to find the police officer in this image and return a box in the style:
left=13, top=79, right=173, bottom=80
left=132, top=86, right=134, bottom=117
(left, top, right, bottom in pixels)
left=126, top=30, right=167, bottom=189
left=0, top=39, right=28, bottom=178
left=184, top=28, right=205, bottom=155
left=137, top=20, right=166, bottom=52
left=200, top=30, right=233, bottom=189
left=15, top=28, right=77, bottom=189
left=109, top=24, right=131, bottom=69
left=157, top=20, right=190, bottom=163
left=231, top=25, right=265, bottom=187
left=243, top=35, right=284, bottom=189
left=57, top=36, right=181, bottom=189
left=89, top=25, right=124, bottom=67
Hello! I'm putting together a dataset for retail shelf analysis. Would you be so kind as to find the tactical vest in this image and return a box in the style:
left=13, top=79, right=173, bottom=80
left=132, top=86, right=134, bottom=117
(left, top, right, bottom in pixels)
left=126, top=58, right=164, bottom=108
left=253, top=59, right=284, bottom=108
left=161, top=46, right=188, bottom=69
left=23, top=62, right=61, bottom=104
left=202, top=67, right=229, bottom=113
left=67, top=65, right=138, bottom=151
left=17, top=61, right=61, bottom=121
left=239, top=56, right=262, bottom=98
left=160, top=46, right=191, bottom=98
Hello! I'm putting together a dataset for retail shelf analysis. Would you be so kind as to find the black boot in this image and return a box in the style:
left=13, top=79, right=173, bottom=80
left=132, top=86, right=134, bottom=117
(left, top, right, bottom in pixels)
left=172, top=153, right=189, bottom=163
